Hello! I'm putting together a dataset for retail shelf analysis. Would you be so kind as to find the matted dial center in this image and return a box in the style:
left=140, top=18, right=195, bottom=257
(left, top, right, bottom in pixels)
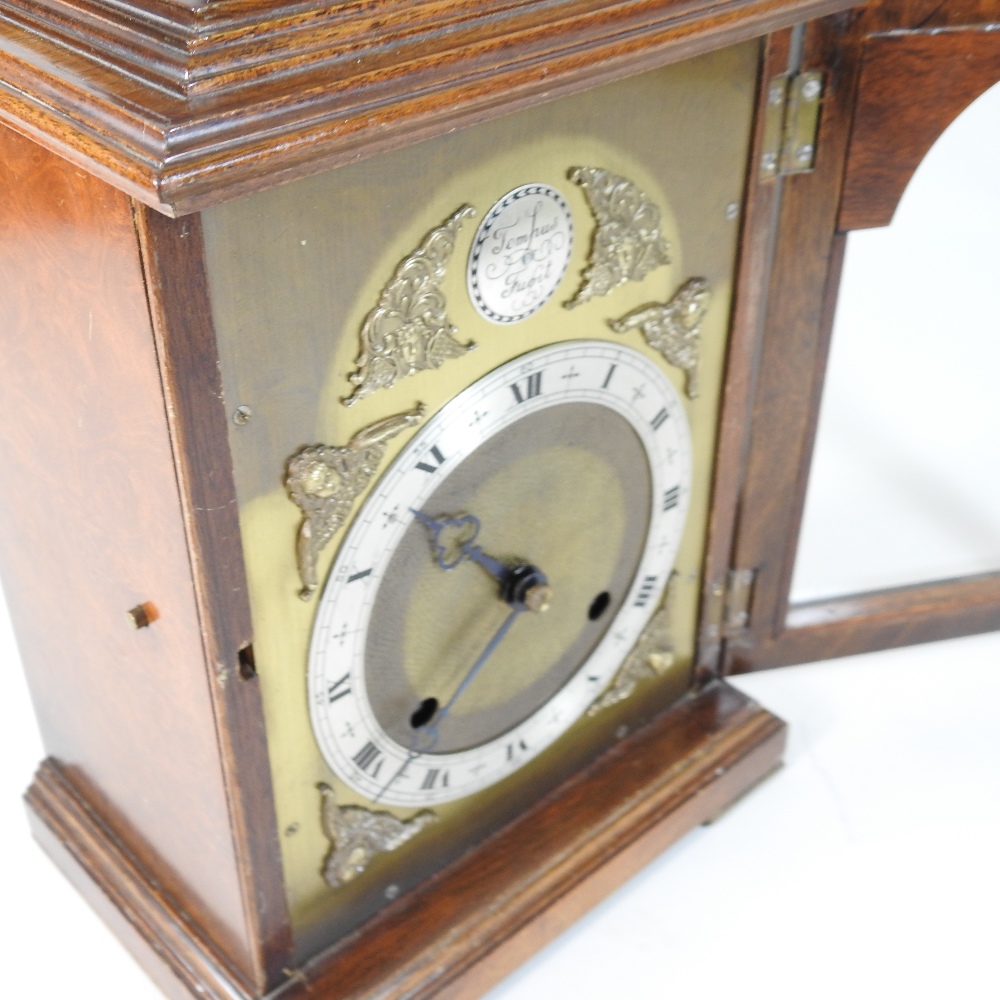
left=366, top=404, right=648, bottom=753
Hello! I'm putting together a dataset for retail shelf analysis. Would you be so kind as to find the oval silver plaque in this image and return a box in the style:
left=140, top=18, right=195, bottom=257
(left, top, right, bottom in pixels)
left=467, top=184, right=574, bottom=324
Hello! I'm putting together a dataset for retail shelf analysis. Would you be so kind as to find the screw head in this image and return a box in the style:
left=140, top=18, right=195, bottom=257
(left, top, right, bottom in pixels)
left=233, top=405, right=253, bottom=426
left=385, top=884, right=400, bottom=900
left=725, top=202, right=740, bottom=221
left=761, top=152, right=778, bottom=172
left=769, top=84, right=785, bottom=105
left=801, top=78, right=821, bottom=101
left=796, top=144, right=815, bottom=164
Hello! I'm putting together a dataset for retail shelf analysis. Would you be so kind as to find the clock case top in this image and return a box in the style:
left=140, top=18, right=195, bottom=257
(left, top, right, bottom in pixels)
left=4, top=1, right=1000, bottom=999
left=0, top=0, right=857, bottom=216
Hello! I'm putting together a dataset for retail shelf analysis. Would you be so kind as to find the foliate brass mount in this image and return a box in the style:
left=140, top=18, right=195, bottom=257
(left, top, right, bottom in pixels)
left=609, top=278, right=711, bottom=399
left=286, top=405, right=425, bottom=599
left=319, top=783, right=437, bottom=889
left=343, top=205, right=478, bottom=407
left=564, top=167, right=672, bottom=309
left=587, top=576, right=677, bottom=716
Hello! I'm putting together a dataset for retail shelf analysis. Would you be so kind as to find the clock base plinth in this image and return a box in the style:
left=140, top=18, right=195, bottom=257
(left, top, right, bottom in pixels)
left=25, top=682, right=784, bottom=1000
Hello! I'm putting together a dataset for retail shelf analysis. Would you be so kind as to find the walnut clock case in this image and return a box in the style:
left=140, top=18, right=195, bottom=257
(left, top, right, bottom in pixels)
left=3, top=0, right=999, bottom=998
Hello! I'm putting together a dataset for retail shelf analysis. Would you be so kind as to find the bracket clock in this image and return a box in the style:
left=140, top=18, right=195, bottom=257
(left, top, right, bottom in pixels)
left=2, top=0, right=999, bottom=997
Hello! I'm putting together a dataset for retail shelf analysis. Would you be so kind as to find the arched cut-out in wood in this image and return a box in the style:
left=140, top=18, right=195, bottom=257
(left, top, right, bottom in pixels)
left=838, top=29, right=1000, bottom=232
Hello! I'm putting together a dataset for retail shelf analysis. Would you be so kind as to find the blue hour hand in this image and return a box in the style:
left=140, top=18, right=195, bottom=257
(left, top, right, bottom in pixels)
left=410, top=509, right=508, bottom=580
left=401, top=507, right=555, bottom=756
left=410, top=509, right=494, bottom=572
left=412, top=508, right=553, bottom=613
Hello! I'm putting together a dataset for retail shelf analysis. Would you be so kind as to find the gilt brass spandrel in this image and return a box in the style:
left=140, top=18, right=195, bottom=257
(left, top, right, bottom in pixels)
left=201, top=40, right=760, bottom=957
left=565, top=166, right=673, bottom=309
left=343, top=206, right=477, bottom=407
left=286, top=404, right=425, bottom=598
left=609, top=277, right=712, bottom=399
left=318, top=783, right=436, bottom=888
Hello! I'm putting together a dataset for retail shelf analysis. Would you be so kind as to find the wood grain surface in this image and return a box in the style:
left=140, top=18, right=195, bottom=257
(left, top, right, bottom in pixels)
left=722, top=10, right=864, bottom=672
left=135, top=207, right=294, bottom=993
left=27, top=760, right=255, bottom=1000
left=696, top=26, right=792, bottom=675
left=721, top=0, right=1000, bottom=673
left=25, top=682, right=785, bottom=1000
left=0, top=122, right=259, bottom=981
left=839, top=29, right=1000, bottom=231
left=0, top=0, right=858, bottom=214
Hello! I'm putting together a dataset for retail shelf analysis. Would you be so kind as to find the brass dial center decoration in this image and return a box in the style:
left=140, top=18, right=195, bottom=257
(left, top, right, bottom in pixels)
left=307, top=340, right=692, bottom=807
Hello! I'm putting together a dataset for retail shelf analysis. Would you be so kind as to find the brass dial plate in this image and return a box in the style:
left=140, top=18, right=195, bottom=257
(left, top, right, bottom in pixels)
left=201, top=40, right=759, bottom=956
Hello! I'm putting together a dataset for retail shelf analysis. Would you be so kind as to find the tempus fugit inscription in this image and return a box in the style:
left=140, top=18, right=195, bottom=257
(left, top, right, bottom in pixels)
left=467, top=184, right=574, bottom=323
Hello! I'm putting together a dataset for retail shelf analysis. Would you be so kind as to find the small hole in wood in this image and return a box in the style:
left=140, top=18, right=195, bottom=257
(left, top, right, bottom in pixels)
left=238, top=643, right=257, bottom=680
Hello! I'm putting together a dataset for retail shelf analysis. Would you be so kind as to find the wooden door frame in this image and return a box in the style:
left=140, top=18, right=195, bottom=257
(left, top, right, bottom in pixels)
left=708, top=0, right=1000, bottom=675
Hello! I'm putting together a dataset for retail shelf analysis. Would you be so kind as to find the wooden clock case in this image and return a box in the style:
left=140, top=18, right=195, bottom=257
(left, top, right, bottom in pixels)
left=2, top=0, right=999, bottom=997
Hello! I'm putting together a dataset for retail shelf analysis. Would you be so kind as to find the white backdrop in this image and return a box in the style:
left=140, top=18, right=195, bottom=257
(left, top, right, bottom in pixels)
left=2, top=79, right=999, bottom=1000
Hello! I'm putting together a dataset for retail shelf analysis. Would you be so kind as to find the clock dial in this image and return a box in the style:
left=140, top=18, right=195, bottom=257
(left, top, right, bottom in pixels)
left=308, top=341, right=691, bottom=806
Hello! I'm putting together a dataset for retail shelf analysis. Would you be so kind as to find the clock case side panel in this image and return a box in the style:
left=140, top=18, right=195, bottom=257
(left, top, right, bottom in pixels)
left=132, top=204, right=296, bottom=991
left=718, top=0, right=1000, bottom=675
left=0, top=120, right=293, bottom=996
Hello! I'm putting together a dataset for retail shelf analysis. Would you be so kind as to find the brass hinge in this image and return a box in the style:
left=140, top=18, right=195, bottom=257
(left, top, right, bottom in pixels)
left=759, top=71, right=824, bottom=181
left=704, top=568, right=758, bottom=643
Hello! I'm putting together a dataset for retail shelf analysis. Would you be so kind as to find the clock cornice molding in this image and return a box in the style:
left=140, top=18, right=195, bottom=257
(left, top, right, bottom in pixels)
left=0, top=0, right=854, bottom=215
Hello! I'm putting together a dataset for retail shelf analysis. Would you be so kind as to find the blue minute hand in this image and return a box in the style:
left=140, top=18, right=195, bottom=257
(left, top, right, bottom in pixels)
left=374, top=605, right=525, bottom=802
left=437, top=605, right=522, bottom=726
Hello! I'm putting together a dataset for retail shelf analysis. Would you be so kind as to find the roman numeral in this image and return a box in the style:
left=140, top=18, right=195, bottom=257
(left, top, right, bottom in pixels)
left=421, top=769, right=449, bottom=790
left=633, top=575, right=659, bottom=608
left=510, top=372, right=543, bottom=404
left=506, top=739, right=529, bottom=761
left=415, top=444, right=446, bottom=474
left=651, top=408, right=669, bottom=431
left=347, top=568, right=372, bottom=584
left=662, top=486, right=681, bottom=512
left=352, top=741, right=383, bottom=778
left=326, top=672, right=351, bottom=704
left=601, top=364, right=617, bottom=389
